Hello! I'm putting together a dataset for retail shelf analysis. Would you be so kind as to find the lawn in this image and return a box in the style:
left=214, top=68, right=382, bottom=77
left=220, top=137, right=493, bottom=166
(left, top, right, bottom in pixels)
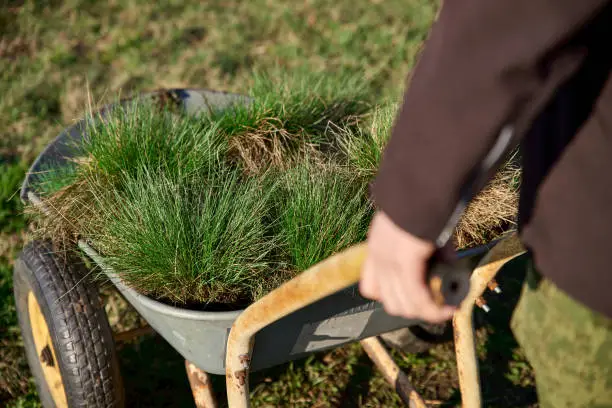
left=0, top=0, right=536, bottom=406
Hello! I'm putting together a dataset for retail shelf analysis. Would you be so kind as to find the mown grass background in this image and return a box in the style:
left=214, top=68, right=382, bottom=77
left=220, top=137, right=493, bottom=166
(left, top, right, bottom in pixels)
left=1, top=0, right=535, bottom=406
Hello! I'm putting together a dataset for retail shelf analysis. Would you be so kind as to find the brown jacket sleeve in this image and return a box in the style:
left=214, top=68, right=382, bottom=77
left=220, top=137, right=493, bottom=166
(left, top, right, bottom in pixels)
left=373, top=0, right=608, bottom=242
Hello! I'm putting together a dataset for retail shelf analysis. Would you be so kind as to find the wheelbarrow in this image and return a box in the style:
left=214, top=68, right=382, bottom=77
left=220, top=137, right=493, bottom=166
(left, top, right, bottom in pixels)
left=14, top=89, right=526, bottom=407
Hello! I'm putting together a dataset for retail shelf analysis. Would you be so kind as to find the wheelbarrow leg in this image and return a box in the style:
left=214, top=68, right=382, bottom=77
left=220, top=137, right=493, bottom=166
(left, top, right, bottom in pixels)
left=453, top=233, right=525, bottom=408
left=185, top=360, right=218, bottom=408
left=360, top=336, right=428, bottom=408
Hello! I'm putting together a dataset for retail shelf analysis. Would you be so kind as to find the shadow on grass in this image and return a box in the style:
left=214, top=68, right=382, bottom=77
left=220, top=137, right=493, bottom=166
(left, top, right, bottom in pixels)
left=117, top=335, right=195, bottom=408
left=336, top=351, right=377, bottom=407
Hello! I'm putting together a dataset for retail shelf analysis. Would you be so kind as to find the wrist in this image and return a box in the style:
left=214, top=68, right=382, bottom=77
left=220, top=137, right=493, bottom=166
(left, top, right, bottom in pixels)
left=376, top=211, right=435, bottom=257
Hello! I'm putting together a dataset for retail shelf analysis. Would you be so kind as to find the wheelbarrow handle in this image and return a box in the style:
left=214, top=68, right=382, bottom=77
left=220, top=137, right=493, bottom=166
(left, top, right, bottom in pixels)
left=225, top=242, right=471, bottom=408
left=427, top=249, right=472, bottom=307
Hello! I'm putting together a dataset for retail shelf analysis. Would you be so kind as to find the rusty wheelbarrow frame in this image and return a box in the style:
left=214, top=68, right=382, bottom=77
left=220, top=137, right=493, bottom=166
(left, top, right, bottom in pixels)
left=218, top=233, right=525, bottom=408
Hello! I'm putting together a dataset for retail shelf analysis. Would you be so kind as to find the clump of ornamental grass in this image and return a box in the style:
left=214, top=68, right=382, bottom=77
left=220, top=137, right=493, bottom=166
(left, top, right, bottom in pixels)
left=209, top=70, right=373, bottom=174
left=30, top=102, right=229, bottom=254
left=83, top=104, right=228, bottom=183
left=338, top=104, right=396, bottom=178
left=337, top=103, right=521, bottom=249
left=275, top=161, right=373, bottom=272
left=89, top=168, right=279, bottom=305
left=454, top=157, right=521, bottom=248
left=31, top=162, right=79, bottom=199
left=30, top=69, right=520, bottom=307
left=35, top=104, right=227, bottom=198
left=30, top=71, right=378, bottom=305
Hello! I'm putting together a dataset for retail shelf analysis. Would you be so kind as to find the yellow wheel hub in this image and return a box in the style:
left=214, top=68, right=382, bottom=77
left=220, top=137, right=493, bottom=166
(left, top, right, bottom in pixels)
left=28, top=291, right=68, bottom=407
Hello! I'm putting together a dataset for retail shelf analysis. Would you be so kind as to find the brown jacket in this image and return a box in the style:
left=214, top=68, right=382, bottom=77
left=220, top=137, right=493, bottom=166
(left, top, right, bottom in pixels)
left=373, top=1, right=612, bottom=318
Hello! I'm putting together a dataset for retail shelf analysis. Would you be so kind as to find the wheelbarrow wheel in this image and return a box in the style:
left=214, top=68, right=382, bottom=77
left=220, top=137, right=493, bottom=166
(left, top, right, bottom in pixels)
left=13, top=240, right=124, bottom=407
left=380, top=322, right=452, bottom=354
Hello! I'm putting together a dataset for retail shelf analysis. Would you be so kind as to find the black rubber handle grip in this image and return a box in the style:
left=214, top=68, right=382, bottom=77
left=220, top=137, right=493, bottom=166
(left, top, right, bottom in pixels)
left=426, top=250, right=471, bottom=307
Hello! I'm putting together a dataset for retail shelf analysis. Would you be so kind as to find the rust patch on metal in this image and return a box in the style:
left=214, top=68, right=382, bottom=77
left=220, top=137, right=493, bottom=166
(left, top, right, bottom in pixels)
left=185, top=361, right=217, bottom=408
left=234, top=369, right=247, bottom=386
left=238, top=354, right=250, bottom=367
left=40, top=344, right=54, bottom=367
left=487, top=279, right=500, bottom=291
left=475, top=297, right=486, bottom=308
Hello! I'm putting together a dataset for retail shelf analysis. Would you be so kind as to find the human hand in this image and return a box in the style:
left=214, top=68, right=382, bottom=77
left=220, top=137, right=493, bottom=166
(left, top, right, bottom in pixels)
left=359, top=211, right=456, bottom=323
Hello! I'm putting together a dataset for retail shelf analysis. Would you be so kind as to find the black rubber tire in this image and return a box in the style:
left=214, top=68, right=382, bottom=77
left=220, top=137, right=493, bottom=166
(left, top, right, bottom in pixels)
left=380, top=322, right=453, bottom=354
left=13, top=240, right=124, bottom=407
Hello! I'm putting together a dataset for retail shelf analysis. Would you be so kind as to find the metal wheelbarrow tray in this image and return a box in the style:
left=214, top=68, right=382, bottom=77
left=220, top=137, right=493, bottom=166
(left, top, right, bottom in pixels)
left=21, top=88, right=443, bottom=376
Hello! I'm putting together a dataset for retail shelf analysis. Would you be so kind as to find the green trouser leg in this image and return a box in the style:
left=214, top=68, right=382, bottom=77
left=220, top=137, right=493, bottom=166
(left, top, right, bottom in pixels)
left=511, top=259, right=612, bottom=408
